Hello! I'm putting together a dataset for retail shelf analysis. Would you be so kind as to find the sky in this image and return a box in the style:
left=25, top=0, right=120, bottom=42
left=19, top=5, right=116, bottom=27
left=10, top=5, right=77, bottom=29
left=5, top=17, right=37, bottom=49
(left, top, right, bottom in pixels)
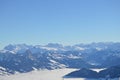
left=0, top=0, right=120, bottom=49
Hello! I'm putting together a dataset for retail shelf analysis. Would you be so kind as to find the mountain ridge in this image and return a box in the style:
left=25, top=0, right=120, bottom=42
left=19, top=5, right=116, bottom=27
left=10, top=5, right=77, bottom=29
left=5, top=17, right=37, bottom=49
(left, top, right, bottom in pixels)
left=0, top=42, right=120, bottom=74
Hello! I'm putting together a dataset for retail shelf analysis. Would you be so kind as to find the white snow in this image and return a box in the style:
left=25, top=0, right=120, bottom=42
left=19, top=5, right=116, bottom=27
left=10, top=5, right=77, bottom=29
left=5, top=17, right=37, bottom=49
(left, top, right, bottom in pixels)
left=75, top=47, right=85, bottom=51
left=0, top=68, right=119, bottom=80
left=40, top=47, right=58, bottom=51
left=0, top=66, right=8, bottom=75
left=90, top=68, right=106, bottom=72
left=49, top=59, right=58, bottom=63
left=95, top=47, right=102, bottom=51
left=49, top=59, right=66, bottom=69
left=0, top=68, right=76, bottom=80
left=68, top=54, right=81, bottom=59
left=0, top=67, right=6, bottom=71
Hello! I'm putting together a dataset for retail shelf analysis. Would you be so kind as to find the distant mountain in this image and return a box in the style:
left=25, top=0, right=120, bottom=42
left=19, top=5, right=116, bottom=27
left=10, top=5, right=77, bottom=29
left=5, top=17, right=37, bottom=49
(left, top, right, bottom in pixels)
left=64, top=68, right=98, bottom=78
left=65, top=65, right=120, bottom=79
left=0, top=42, right=120, bottom=74
left=99, top=65, right=120, bottom=78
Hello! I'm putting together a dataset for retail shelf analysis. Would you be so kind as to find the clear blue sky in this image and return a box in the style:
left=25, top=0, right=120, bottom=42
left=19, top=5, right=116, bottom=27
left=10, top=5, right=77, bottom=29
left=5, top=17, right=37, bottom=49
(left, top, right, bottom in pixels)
left=0, top=0, right=120, bottom=49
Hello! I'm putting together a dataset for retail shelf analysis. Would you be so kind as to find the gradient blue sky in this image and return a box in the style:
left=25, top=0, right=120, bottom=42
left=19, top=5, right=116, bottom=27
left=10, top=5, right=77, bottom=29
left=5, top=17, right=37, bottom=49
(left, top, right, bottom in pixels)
left=0, top=0, right=120, bottom=49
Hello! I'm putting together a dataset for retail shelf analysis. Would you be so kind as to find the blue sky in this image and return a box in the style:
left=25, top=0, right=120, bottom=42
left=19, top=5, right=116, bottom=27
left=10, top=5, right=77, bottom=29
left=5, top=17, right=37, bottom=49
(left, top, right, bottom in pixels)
left=0, top=0, right=120, bottom=49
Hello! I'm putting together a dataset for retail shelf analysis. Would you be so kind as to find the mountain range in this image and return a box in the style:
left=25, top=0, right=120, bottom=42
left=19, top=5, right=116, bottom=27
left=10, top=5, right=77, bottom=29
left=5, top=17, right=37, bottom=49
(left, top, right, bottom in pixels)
left=0, top=42, right=120, bottom=74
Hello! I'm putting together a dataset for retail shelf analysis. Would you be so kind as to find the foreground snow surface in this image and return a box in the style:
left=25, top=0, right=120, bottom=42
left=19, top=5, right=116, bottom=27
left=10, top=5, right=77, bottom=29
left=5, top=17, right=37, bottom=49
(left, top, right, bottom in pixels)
left=0, top=68, right=119, bottom=80
left=0, top=68, right=77, bottom=80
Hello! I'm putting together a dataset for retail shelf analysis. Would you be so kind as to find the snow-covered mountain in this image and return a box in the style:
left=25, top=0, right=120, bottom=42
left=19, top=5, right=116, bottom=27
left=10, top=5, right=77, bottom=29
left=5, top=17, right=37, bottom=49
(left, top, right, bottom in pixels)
left=0, top=42, right=120, bottom=74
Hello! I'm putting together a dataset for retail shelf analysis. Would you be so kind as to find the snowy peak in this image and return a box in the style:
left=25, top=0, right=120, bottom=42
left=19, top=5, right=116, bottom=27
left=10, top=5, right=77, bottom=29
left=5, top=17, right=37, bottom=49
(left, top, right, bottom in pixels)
left=1, top=43, right=66, bottom=54
left=44, top=43, right=64, bottom=50
left=2, top=44, right=32, bottom=54
left=1, top=42, right=120, bottom=54
left=4, top=44, right=30, bottom=50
